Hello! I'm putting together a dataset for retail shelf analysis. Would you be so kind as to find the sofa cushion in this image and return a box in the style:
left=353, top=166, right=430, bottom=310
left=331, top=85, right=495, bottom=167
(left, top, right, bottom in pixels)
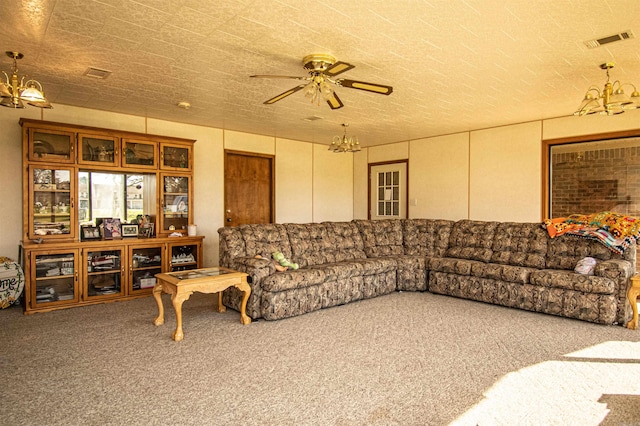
left=323, top=222, right=367, bottom=263
left=240, top=224, right=292, bottom=259
left=545, top=235, right=619, bottom=270
left=445, top=220, right=499, bottom=262
left=354, top=219, right=404, bottom=257
left=284, top=223, right=332, bottom=268
left=403, top=219, right=454, bottom=257
left=262, top=268, right=329, bottom=292
left=430, top=257, right=535, bottom=284
left=491, top=222, right=548, bottom=269
left=529, top=269, right=615, bottom=295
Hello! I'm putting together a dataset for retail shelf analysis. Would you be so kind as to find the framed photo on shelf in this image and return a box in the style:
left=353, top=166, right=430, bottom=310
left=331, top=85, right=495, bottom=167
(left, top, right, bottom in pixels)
left=81, top=225, right=101, bottom=241
left=121, top=224, right=139, bottom=238
left=102, top=218, right=122, bottom=239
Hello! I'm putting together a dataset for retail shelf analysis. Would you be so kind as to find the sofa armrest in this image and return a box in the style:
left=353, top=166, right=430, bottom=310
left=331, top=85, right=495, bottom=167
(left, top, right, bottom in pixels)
left=231, top=256, right=276, bottom=283
left=594, top=259, right=634, bottom=281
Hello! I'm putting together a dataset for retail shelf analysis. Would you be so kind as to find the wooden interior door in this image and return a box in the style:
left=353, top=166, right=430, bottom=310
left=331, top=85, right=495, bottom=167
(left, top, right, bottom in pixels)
left=224, top=150, right=274, bottom=226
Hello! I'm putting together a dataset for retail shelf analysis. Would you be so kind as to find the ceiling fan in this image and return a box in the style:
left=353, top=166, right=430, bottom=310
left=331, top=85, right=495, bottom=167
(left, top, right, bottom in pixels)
left=251, top=54, right=393, bottom=109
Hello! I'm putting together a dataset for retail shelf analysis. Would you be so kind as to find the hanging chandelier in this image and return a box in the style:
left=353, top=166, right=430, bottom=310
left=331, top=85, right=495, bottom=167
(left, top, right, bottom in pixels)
left=329, top=123, right=361, bottom=153
left=0, top=51, right=51, bottom=109
left=574, top=62, right=640, bottom=116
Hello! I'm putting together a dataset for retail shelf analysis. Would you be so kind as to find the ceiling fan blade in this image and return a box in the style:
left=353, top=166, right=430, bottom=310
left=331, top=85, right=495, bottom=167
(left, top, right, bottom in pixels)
left=263, top=85, right=306, bottom=105
left=324, top=61, right=355, bottom=77
left=337, top=79, right=393, bottom=95
left=326, top=92, right=344, bottom=110
left=251, top=75, right=307, bottom=80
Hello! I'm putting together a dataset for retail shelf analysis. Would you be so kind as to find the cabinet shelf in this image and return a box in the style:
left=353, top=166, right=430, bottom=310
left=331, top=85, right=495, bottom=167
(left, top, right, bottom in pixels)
left=35, top=274, right=74, bottom=281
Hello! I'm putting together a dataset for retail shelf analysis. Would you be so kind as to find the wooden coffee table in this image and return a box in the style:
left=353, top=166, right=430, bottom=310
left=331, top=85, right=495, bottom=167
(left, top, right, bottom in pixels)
left=153, top=266, right=251, bottom=341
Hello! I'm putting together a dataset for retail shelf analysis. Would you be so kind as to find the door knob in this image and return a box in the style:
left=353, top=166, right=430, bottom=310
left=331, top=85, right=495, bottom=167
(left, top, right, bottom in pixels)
left=226, top=218, right=232, bottom=222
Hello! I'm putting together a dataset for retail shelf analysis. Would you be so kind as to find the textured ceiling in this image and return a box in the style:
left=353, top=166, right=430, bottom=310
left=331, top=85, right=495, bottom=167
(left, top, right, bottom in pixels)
left=1, top=0, right=640, bottom=147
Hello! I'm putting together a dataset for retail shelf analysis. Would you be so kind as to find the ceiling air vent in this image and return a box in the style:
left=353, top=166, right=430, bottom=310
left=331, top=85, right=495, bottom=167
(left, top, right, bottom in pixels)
left=584, top=30, right=634, bottom=48
left=83, top=67, right=112, bottom=79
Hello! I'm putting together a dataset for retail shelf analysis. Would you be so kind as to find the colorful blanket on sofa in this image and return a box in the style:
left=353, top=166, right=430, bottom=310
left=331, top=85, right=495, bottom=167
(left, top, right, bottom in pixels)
left=543, top=212, right=640, bottom=254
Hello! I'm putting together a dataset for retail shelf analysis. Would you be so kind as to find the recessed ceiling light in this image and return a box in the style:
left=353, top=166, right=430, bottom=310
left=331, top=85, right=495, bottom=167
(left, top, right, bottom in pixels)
left=177, top=101, right=191, bottom=110
left=83, top=67, right=112, bottom=79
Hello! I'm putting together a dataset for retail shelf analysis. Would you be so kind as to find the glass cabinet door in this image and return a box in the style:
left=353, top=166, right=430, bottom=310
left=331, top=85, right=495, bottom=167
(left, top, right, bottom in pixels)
left=169, top=243, right=199, bottom=272
left=160, top=174, right=191, bottom=234
left=129, top=245, right=163, bottom=294
left=84, top=247, right=124, bottom=300
left=160, top=143, right=192, bottom=171
left=28, top=128, right=75, bottom=164
left=122, top=139, right=157, bottom=169
left=30, top=167, right=75, bottom=240
left=30, top=250, right=79, bottom=307
left=78, top=133, right=119, bottom=167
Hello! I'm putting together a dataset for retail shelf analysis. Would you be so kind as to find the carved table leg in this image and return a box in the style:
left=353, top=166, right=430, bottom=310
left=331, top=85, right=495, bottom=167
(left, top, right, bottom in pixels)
left=235, top=279, right=252, bottom=325
left=626, top=285, right=639, bottom=330
left=217, top=291, right=226, bottom=313
left=171, top=292, right=191, bottom=341
left=153, top=283, right=165, bottom=326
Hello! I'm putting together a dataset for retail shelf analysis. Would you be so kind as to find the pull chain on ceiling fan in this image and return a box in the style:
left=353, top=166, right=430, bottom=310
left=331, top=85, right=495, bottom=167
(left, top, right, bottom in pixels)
left=251, top=54, right=393, bottom=109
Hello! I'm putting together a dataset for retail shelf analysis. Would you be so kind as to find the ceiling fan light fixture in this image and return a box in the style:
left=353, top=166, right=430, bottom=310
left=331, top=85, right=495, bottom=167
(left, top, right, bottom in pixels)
left=251, top=54, right=393, bottom=110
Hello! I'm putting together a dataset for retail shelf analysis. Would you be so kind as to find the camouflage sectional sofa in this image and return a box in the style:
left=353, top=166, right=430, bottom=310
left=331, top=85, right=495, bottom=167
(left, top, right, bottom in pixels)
left=218, top=219, right=636, bottom=325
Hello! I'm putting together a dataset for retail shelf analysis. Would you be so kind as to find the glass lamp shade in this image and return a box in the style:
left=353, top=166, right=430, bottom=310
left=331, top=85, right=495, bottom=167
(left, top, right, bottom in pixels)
left=0, top=96, right=25, bottom=108
left=609, top=89, right=631, bottom=105
left=19, top=83, right=46, bottom=103
left=0, top=82, right=11, bottom=97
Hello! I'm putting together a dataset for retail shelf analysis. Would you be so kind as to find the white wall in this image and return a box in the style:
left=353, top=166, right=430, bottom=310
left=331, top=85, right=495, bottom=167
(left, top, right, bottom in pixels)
left=469, top=122, right=542, bottom=222
left=276, top=138, right=313, bottom=223
left=409, top=133, right=470, bottom=220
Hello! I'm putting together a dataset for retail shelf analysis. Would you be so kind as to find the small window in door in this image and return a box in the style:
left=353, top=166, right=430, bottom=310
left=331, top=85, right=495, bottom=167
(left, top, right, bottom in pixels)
left=377, top=171, right=400, bottom=217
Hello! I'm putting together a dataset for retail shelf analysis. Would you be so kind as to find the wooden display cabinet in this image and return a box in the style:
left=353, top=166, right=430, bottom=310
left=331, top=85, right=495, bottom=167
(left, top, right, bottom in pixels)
left=27, top=249, right=80, bottom=310
left=129, top=243, right=164, bottom=295
left=26, top=127, right=75, bottom=164
left=167, top=241, right=201, bottom=272
left=78, top=133, right=120, bottom=168
left=83, top=246, right=125, bottom=300
left=160, top=142, right=192, bottom=171
left=159, top=173, right=192, bottom=235
left=27, top=166, right=76, bottom=241
left=122, top=138, right=157, bottom=169
left=19, top=118, right=200, bottom=314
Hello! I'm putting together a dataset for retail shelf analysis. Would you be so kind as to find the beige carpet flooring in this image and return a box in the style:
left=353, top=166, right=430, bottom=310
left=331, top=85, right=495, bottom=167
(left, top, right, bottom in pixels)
left=2, top=291, right=640, bottom=425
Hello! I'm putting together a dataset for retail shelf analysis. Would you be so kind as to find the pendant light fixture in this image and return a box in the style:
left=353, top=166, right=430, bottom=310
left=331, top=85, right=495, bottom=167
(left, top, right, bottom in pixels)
left=0, top=51, right=51, bottom=109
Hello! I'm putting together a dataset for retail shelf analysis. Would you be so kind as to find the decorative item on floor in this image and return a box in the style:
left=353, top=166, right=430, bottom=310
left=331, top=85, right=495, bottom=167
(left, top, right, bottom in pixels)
left=0, top=257, right=24, bottom=309
left=574, top=62, right=640, bottom=116
left=0, top=51, right=51, bottom=109
left=329, top=123, right=361, bottom=153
